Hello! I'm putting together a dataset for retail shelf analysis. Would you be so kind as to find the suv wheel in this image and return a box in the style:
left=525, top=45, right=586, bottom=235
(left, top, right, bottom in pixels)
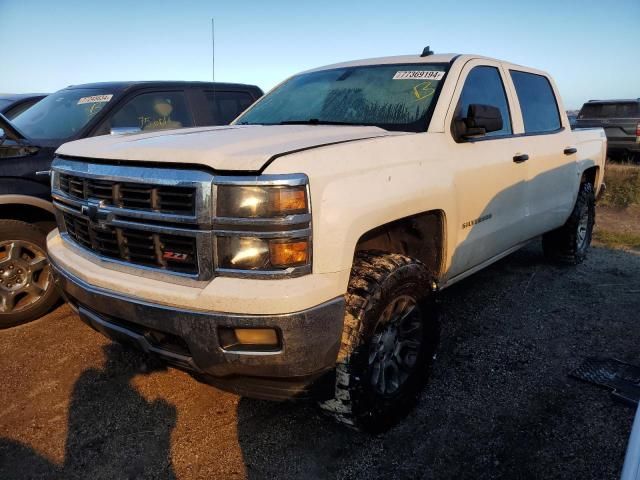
left=317, top=251, right=438, bottom=432
left=542, top=181, right=595, bottom=264
left=0, top=220, right=59, bottom=328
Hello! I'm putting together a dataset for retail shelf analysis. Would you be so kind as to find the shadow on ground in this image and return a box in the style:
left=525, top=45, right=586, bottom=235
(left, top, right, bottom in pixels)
left=0, top=344, right=176, bottom=479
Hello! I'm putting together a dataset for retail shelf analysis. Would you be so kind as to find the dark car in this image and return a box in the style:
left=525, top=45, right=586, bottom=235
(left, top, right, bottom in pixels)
left=575, top=99, right=640, bottom=161
left=0, top=81, right=262, bottom=327
left=0, top=93, right=48, bottom=120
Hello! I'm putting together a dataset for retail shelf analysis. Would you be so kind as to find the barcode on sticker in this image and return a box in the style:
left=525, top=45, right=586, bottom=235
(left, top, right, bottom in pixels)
left=78, top=94, right=113, bottom=105
left=393, top=71, right=445, bottom=80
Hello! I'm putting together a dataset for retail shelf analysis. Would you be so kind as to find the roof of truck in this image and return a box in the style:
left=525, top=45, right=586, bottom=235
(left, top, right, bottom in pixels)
left=304, top=53, right=540, bottom=75
left=586, top=99, right=640, bottom=104
left=305, top=53, right=459, bottom=73
left=60, top=81, right=262, bottom=94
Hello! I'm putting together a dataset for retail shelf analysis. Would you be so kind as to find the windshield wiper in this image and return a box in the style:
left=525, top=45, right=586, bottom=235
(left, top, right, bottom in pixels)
left=278, top=119, right=368, bottom=126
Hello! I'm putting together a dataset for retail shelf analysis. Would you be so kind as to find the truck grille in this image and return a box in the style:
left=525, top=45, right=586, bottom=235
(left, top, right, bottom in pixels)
left=62, top=212, right=198, bottom=274
left=59, top=173, right=196, bottom=215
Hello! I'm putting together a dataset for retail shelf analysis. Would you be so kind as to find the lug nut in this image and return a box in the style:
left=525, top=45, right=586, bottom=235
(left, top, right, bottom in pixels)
left=8, top=265, right=13, bottom=270
left=7, top=283, right=12, bottom=288
left=17, top=269, right=22, bottom=274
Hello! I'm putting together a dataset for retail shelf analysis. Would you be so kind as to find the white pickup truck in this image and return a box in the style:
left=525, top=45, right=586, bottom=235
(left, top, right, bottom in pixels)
left=47, top=51, right=606, bottom=431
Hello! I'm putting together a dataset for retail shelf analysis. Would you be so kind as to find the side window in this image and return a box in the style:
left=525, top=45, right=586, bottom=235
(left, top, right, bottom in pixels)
left=107, top=92, right=193, bottom=132
left=456, top=66, right=512, bottom=137
left=206, top=90, right=255, bottom=125
left=510, top=71, right=561, bottom=133
left=5, top=98, right=41, bottom=120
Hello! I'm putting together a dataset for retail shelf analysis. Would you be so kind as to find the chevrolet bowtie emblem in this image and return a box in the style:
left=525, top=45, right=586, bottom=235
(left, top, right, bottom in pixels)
left=81, top=204, right=99, bottom=222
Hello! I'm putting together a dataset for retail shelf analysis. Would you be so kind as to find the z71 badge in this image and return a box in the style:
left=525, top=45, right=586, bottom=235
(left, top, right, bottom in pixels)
left=163, top=251, right=189, bottom=262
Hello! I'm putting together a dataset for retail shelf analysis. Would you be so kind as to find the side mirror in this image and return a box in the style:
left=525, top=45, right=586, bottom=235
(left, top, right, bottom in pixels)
left=454, top=104, right=503, bottom=140
left=0, top=128, right=5, bottom=141
left=110, top=126, right=142, bottom=136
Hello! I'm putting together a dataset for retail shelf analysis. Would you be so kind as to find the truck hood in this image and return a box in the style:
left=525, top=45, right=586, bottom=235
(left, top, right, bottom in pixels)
left=56, top=124, right=402, bottom=172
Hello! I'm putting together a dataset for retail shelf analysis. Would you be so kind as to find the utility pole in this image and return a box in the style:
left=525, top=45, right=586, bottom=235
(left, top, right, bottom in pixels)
left=211, top=18, right=216, bottom=82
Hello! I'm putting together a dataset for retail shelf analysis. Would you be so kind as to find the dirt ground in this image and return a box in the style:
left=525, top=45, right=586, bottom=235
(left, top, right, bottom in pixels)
left=596, top=204, right=640, bottom=236
left=1, top=241, right=639, bottom=480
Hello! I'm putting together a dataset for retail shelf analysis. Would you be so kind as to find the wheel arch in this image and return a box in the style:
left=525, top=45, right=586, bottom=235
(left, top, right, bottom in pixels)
left=580, top=165, right=600, bottom=187
left=0, top=196, right=56, bottom=234
left=354, top=210, right=446, bottom=280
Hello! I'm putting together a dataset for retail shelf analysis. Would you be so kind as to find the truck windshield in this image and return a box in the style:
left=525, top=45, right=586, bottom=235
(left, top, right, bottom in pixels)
left=579, top=102, right=640, bottom=119
left=11, top=88, right=117, bottom=140
left=235, top=63, right=449, bottom=132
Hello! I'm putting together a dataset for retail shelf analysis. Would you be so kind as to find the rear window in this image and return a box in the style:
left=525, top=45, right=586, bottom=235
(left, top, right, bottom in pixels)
left=510, top=70, right=561, bottom=134
left=578, top=102, right=640, bottom=119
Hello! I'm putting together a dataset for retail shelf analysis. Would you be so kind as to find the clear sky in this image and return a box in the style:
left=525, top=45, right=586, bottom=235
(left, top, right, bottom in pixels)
left=1, top=0, right=638, bottom=109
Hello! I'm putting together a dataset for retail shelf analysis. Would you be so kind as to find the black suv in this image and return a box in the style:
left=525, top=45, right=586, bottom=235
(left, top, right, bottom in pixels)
left=0, top=81, right=262, bottom=327
left=575, top=99, right=640, bottom=161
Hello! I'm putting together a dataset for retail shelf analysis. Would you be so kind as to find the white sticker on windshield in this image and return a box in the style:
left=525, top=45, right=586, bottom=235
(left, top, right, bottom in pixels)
left=393, top=71, right=445, bottom=80
left=77, top=94, right=113, bottom=105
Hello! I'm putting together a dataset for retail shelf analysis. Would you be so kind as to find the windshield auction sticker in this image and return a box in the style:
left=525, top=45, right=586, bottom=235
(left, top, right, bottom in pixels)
left=393, top=71, right=445, bottom=80
left=77, top=94, right=113, bottom=105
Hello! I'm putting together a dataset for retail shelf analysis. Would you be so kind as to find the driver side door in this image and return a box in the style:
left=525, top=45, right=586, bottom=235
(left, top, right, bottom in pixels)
left=445, top=60, right=529, bottom=279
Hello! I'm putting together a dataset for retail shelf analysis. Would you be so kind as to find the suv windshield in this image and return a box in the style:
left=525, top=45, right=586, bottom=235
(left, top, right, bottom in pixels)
left=11, top=88, right=117, bottom=140
left=236, top=63, right=448, bottom=132
left=578, top=102, right=640, bottom=119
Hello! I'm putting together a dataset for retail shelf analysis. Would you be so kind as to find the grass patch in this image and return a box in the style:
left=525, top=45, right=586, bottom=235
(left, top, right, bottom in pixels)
left=600, top=163, right=640, bottom=208
left=593, top=229, right=640, bottom=251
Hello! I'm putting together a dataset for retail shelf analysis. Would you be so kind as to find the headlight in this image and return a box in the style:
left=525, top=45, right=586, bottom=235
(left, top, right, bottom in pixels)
left=214, top=175, right=311, bottom=276
left=217, top=184, right=307, bottom=218
left=216, top=236, right=310, bottom=270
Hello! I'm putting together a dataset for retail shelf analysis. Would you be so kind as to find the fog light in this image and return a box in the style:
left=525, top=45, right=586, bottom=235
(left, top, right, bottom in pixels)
left=218, top=327, right=279, bottom=351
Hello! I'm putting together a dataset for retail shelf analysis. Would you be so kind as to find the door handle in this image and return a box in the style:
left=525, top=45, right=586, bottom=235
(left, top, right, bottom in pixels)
left=513, top=153, right=529, bottom=163
left=564, top=147, right=578, bottom=155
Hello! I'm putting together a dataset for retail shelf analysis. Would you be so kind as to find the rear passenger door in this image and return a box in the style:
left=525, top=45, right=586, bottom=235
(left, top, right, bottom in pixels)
left=507, top=70, right=577, bottom=236
left=204, top=90, right=256, bottom=125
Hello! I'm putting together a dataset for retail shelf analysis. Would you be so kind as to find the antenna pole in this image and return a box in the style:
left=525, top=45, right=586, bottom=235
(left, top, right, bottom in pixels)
left=211, top=18, right=216, bottom=82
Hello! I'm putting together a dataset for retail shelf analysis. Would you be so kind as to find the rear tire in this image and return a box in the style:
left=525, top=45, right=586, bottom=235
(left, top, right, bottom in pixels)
left=542, top=182, right=595, bottom=264
left=0, top=220, right=59, bottom=329
left=317, top=251, right=438, bottom=432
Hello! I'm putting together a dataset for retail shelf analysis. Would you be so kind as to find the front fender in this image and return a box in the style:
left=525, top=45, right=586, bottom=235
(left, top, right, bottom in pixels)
left=263, top=133, right=457, bottom=289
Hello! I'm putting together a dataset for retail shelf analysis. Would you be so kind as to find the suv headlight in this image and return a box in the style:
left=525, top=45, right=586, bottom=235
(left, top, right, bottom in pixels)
left=213, top=175, right=311, bottom=277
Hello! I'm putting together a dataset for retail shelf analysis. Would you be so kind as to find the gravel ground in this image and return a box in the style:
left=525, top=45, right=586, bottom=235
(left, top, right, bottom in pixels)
left=0, top=242, right=639, bottom=479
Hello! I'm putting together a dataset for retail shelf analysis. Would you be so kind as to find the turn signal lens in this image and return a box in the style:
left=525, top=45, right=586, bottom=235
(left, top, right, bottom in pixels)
left=269, top=240, right=309, bottom=267
left=270, top=188, right=307, bottom=214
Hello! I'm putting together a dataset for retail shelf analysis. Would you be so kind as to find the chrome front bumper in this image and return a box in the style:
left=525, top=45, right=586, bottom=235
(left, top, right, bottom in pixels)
left=50, top=259, right=345, bottom=400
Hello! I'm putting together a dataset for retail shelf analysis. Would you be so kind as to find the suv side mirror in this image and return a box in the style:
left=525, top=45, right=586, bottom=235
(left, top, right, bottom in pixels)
left=454, top=104, right=503, bottom=140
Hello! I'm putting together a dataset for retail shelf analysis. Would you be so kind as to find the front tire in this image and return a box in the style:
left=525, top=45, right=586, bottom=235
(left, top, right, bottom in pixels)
left=542, top=182, right=595, bottom=264
left=0, top=220, right=59, bottom=329
left=317, top=251, right=438, bottom=432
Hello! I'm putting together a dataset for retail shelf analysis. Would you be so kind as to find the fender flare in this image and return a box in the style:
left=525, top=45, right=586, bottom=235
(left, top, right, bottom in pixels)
left=0, top=194, right=55, bottom=214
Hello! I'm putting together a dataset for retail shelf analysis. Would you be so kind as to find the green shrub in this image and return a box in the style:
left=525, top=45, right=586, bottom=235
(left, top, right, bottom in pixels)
left=600, top=164, right=640, bottom=208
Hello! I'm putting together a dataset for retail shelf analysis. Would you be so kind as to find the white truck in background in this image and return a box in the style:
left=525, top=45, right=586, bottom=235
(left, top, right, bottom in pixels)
left=47, top=50, right=606, bottom=431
